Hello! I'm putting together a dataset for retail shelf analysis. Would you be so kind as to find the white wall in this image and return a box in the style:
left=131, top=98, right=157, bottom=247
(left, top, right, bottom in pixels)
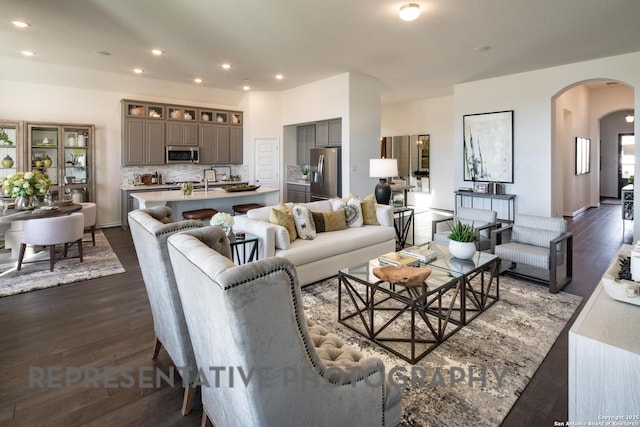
left=555, top=85, right=592, bottom=216
left=381, top=95, right=455, bottom=210
left=454, top=52, right=640, bottom=220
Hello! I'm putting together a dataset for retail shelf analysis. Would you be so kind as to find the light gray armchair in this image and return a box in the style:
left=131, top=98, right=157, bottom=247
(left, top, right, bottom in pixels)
left=167, top=227, right=402, bottom=427
left=128, top=206, right=206, bottom=415
left=432, top=206, right=499, bottom=251
left=491, top=213, right=573, bottom=293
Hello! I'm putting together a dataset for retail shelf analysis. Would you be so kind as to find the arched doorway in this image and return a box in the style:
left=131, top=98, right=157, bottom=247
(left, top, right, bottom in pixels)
left=551, top=79, right=634, bottom=220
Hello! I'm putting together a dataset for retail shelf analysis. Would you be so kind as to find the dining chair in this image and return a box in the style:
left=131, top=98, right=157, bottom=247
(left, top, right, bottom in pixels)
left=79, top=202, right=97, bottom=245
left=17, top=212, right=84, bottom=272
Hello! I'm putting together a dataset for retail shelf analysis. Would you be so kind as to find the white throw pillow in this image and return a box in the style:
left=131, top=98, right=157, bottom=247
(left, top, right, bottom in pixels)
left=331, top=197, right=363, bottom=227
left=346, top=198, right=363, bottom=227
left=292, top=204, right=316, bottom=240
left=273, top=224, right=291, bottom=250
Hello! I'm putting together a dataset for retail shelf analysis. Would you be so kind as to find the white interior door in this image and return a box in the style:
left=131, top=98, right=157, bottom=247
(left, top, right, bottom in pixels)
left=254, top=138, right=280, bottom=194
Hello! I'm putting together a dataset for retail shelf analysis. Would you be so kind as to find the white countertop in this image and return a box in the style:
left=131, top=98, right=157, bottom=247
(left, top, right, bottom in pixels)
left=286, top=181, right=310, bottom=186
left=130, top=186, right=279, bottom=203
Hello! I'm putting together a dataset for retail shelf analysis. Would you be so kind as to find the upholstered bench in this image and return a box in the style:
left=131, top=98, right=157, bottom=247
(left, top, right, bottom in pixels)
left=182, top=208, right=218, bottom=221
left=232, top=203, right=264, bottom=215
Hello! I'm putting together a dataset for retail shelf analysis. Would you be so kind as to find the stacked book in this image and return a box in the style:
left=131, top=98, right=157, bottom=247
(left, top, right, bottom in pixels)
left=378, top=251, right=421, bottom=267
left=399, top=245, right=438, bottom=264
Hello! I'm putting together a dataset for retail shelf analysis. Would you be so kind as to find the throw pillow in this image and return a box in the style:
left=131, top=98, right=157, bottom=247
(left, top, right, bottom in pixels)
left=273, top=224, right=291, bottom=250
left=361, top=194, right=379, bottom=225
left=311, top=209, right=348, bottom=232
left=331, top=198, right=363, bottom=227
left=269, top=203, right=297, bottom=243
left=292, top=204, right=316, bottom=240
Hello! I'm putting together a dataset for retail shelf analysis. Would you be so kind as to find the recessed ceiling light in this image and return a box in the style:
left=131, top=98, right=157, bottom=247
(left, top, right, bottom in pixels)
left=12, top=20, right=30, bottom=28
left=473, top=45, right=491, bottom=52
left=194, top=78, right=203, bottom=84
left=95, top=50, right=112, bottom=56
left=275, top=74, right=284, bottom=80
left=222, top=63, right=232, bottom=70
left=133, top=68, right=144, bottom=74
left=21, top=50, right=35, bottom=57
left=151, top=49, right=164, bottom=56
left=399, top=3, right=420, bottom=21
left=242, top=84, right=251, bottom=91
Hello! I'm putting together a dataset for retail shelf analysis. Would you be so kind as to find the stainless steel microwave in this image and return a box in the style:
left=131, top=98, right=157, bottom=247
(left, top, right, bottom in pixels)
left=166, top=146, right=199, bottom=164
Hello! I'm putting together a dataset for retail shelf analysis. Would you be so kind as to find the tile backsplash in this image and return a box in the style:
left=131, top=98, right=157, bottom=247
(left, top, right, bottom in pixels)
left=121, top=164, right=251, bottom=185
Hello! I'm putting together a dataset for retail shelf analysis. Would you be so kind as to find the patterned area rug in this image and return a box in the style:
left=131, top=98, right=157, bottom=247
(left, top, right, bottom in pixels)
left=0, top=230, right=125, bottom=297
left=301, top=275, right=582, bottom=426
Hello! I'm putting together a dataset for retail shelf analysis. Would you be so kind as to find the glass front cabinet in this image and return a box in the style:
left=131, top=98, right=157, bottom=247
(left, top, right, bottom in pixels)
left=0, top=121, right=23, bottom=182
left=27, top=123, right=95, bottom=203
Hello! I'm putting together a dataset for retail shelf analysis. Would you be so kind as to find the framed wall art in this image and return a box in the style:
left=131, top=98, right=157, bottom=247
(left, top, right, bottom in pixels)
left=463, top=110, right=514, bottom=183
left=575, top=137, right=590, bottom=175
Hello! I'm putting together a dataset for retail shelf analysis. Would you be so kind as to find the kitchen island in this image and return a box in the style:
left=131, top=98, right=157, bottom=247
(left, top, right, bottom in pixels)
left=130, top=186, right=280, bottom=220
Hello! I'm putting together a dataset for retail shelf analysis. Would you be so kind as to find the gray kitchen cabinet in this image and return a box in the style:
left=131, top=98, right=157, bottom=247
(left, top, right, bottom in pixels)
left=166, top=122, right=198, bottom=146
left=287, top=183, right=310, bottom=203
left=122, top=118, right=165, bottom=166
left=122, top=99, right=243, bottom=165
left=315, top=119, right=341, bottom=147
left=230, top=126, right=243, bottom=164
left=329, top=119, right=342, bottom=145
left=296, top=125, right=315, bottom=165
left=199, top=123, right=230, bottom=164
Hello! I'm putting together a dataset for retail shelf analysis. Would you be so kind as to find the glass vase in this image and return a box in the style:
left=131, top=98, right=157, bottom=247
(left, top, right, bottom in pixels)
left=14, top=195, right=40, bottom=210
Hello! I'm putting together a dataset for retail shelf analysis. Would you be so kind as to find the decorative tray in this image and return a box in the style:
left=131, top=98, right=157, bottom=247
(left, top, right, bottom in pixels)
left=32, top=206, right=60, bottom=214
left=53, top=200, right=73, bottom=206
left=601, top=245, right=640, bottom=307
left=223, top=185, right=260, bottom=192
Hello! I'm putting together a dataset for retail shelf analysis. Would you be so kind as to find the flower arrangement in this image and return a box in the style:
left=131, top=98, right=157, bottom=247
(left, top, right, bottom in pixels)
left=210, top=212, right=234, bottom=231
left=2, top=170, right=51, bottom=198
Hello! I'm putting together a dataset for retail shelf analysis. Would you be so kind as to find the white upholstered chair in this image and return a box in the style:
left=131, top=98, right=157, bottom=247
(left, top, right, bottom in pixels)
left=167, top=227, right=402, bottom=427
left=17, top=212, right=84, bottom=272
left=432, top=207, right=499, bottom=251
left=79, top=202, right=97, bottom=245
left=491, top=213, right=573, bottom=293
left=128, top=206, right=209, bottom=416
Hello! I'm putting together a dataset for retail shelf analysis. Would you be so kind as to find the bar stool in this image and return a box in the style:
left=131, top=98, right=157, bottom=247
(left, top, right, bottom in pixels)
left=232, top=203, right=264, bottom=215
left=182, top=208, right=218, bottom=222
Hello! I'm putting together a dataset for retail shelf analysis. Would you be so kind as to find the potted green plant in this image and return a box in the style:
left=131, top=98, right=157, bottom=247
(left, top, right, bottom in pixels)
left=301, top=165, right=310, bottom=180
left=447, top=220, right=478, bottom=259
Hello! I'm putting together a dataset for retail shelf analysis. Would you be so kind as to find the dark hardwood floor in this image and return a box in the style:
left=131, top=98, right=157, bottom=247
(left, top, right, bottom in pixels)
left=0, top=203, right=629, bottom=426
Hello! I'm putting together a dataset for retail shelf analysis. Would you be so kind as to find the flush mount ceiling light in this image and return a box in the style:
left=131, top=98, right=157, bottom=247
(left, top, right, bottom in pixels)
left=275, top=74, right=284, bottom=80
left=194, top=78, right=203, bottom=84
left=133, top=68, right=143, bottom=74
left=222, top=63, right=232, bottom=70
left=399, top=3, right=420, bottom=21
left=242, top=84, right=251, bottom=91
left=21, top=50, right=35, bottom=57
left=151, top=49, right=164, bottom=56
left=12, top=20, right=30, bottom=28
left=625, top=112, right=635, bottom=123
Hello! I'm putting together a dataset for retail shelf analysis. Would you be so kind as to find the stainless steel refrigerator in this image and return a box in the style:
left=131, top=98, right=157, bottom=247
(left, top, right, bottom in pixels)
left=310, top=147, right=341, bottom=201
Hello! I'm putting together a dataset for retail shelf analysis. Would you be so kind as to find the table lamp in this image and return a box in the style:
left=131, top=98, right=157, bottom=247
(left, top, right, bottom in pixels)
left=369, top=158, right=398, bottom=205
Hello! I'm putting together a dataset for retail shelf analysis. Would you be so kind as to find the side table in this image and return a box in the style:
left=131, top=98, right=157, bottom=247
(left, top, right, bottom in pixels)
left=393, top=207, right=414, bottom=249
left=229, top=233, right=259, bottom=265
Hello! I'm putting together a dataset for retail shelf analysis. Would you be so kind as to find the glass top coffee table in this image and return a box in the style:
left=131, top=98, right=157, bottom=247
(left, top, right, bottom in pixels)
left=338, top=243, right=500, bottom=364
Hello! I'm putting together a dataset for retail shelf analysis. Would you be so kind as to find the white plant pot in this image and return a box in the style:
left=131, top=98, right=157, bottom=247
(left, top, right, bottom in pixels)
left=448, top=240, right=476, bottom=260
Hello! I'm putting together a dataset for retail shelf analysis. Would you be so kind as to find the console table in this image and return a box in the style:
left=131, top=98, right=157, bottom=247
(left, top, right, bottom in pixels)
left=568, top=248, right=640, bottom=422
left=454, top=191, right=516, bottom=223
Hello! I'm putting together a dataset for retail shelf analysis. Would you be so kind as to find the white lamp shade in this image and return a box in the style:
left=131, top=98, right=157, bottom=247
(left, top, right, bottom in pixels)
left=370, top=158, right=398, bottom=178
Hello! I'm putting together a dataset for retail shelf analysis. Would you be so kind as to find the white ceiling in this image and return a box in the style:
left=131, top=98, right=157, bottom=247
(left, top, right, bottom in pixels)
left=2, top=0, right=640, bottom=104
